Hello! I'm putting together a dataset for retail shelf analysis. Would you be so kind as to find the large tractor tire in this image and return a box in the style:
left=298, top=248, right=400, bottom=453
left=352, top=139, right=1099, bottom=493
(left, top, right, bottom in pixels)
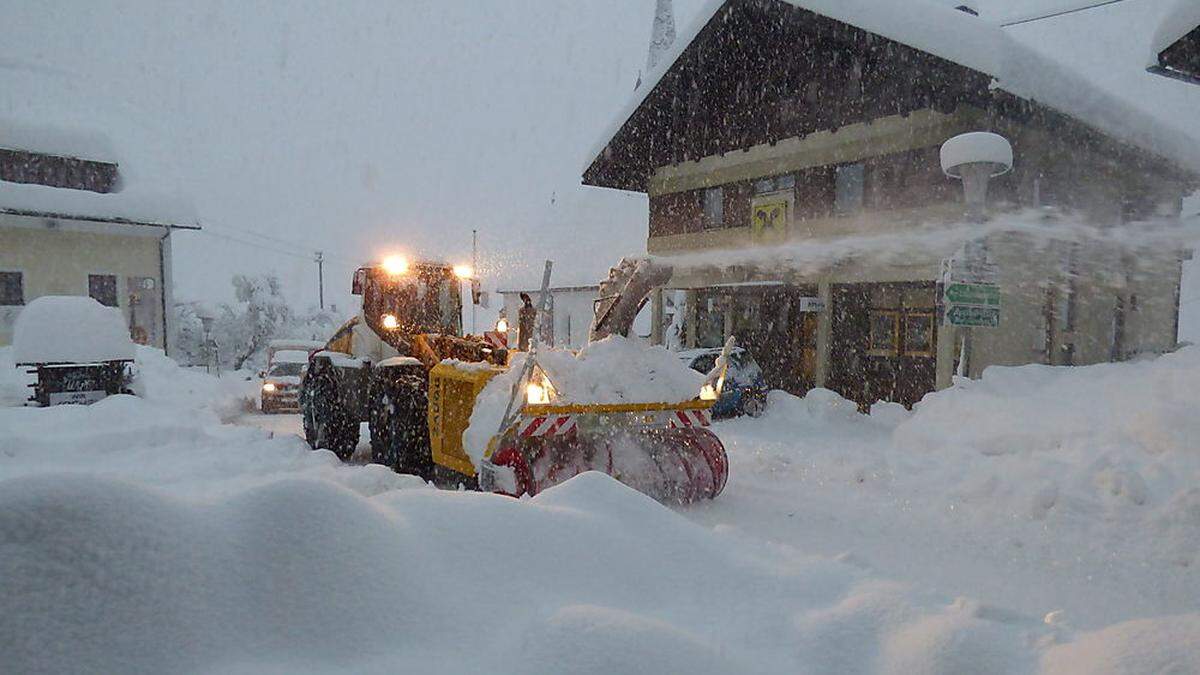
left=301, top=366, right=358, bottom=461
left=368, top=372, right=434, bottom=481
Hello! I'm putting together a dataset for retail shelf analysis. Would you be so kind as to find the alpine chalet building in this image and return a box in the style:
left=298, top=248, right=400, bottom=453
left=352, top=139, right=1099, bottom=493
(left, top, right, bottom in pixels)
left=584, top=0, right=1199, bottom=409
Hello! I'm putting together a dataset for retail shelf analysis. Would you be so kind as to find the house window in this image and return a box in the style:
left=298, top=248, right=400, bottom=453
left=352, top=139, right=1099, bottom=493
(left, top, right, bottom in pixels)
left=835, top=163, right=865, bottom=215
left=89, top=274, right=119, bottom=307
left=904, top=312, right=935, bottom=357
left=868, top=310, right=899, bottom=357
left=0, top=271, right=23, bottom=305
left=702, top=187, right=724, bottom=228
left=754, top=174, right=795, bottom=195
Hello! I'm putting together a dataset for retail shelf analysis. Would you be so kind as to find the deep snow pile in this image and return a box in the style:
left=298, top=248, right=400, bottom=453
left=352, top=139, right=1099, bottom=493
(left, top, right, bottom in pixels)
left=0, top=346, right=33, bottom=406
left=703, top=347, right=1200, bottom=631
left=129, top=346, right=259, bottom=420
left=1, top=343, right=255, bottom=415
left=2, top=349, right=1199, bottom=672
left=12, top=295, right=135, bottom=364
left=463, top=335, right=703, bottom=465
left=5, top=466, right=1195, bottom=675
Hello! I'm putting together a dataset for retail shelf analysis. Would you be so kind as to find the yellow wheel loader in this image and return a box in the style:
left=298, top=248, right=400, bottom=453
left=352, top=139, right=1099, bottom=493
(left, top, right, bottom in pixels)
left=300, top=256, right=731, bottom=503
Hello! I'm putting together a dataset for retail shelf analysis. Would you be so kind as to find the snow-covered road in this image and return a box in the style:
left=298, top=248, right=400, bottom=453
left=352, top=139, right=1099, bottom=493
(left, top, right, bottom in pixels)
left=3, top=345, right=1198, bottom=673
left=236, top=401, right=1197, bottom=633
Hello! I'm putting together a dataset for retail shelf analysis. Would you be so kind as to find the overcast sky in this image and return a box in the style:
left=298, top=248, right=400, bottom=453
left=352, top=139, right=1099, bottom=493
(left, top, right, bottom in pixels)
left=1, top=0, right=1197, bottom=320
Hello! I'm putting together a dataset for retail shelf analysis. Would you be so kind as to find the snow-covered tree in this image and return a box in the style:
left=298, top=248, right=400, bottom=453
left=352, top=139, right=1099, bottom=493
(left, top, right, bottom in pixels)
left=213, top=274, right=295, bottom=371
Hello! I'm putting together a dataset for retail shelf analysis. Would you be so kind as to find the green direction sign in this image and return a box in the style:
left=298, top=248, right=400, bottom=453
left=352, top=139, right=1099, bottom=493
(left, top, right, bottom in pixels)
left=944, top=283, right=1001, bottom=307
left=947, top=305, right=1001, bottom=328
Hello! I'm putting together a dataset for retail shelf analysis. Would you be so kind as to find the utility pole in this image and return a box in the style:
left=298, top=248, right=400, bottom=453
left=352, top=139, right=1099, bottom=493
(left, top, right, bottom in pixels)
left=314, top=251, right=325, bottom=310
left=471, top=229, right=478, bottom=334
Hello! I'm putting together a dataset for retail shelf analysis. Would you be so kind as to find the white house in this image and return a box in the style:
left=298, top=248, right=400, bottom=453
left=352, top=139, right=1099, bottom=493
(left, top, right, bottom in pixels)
left=0, top=123, right=198, bottom=354
left=497, top=285, right=600, bottom=349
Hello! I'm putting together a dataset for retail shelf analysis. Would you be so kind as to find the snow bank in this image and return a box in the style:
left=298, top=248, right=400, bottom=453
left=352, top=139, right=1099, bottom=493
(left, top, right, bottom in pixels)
left=130, top=346, right=257, bottom=420
left=463, top=336, right=704, bottom=466
left=0, top=467, right=1108, bottom=673
left=706, top=348, right=1200, bottom=630
left=3, top=343, right=1199, bottom=671
left=12, top=296, right=134, bottom=364
left=0, top=346, right=34, bottom=406
left=3, top=463, right=1192, bottom=673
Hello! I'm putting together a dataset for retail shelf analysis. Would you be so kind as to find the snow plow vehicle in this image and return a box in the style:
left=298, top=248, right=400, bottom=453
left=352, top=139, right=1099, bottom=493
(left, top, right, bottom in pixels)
left=300, top=256, right=730, bottom=504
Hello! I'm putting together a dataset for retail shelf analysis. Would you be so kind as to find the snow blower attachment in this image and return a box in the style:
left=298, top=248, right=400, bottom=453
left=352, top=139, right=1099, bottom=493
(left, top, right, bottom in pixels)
left=429, top=342, right=732, bottom=505
left=432, top=260, right=732, bottom=505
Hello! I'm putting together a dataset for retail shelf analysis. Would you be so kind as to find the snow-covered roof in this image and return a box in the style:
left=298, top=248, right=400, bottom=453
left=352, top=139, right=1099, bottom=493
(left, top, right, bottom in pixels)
left=1151, top=0, right=1200, bottom=62
left=0, top=181, right=198, bottom=229
left=0, top=116, right=118, bottom=163
left=586, top=0, right=1200, bottom=180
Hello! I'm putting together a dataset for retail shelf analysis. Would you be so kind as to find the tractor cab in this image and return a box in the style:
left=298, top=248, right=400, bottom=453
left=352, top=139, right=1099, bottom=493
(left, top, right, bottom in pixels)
left=353, top=256, right=469, bottom=338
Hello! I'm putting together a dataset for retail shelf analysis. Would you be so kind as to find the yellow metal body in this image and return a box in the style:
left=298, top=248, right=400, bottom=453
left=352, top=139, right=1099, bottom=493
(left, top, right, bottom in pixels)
left=427, top=361, right=718, bottom=478
left=428, top=361, right=504, bottom=476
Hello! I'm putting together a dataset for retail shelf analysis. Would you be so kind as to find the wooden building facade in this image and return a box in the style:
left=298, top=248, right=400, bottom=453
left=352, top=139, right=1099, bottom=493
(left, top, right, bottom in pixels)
left=585, top=0, right=1198, bottom=409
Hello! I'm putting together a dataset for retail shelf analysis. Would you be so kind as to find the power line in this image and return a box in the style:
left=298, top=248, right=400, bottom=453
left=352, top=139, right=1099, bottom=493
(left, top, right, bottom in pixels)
left=203, top=222, right=361, bottom=262
left=1000, top=0, right=1128, bottom=27
left=198, top=224, right=362, bottom=267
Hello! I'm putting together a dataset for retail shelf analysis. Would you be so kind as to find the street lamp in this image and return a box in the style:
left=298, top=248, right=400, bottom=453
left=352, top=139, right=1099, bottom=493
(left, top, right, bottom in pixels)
left=195, top=303, right=219, bottom=376
left=940, top=132, right=1013, bottom=223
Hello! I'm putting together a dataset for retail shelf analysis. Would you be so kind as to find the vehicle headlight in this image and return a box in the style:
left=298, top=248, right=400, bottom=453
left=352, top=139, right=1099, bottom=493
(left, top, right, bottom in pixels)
left=382, top=255, right=408, bottom=276
left=262, top=382, right=277, bottom=393
left=381, top=314, right=399, bottom=330
left=526, top=381, right=549, bottom=405
left=699, top=383, right=718, bottom=401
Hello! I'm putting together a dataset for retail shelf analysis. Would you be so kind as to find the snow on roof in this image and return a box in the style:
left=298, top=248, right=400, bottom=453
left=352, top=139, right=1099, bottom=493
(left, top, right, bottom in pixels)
left=586, top=0, right=1200, bottom=178
left=1151, top=0, right=1200, bottom=61
left=267, top=339, right=325, bottom=351
left=12, top=296, right=135, bottom=364
left=0, top=116, right=118, bottom=163
left=0, top=180, right=198, bottom=228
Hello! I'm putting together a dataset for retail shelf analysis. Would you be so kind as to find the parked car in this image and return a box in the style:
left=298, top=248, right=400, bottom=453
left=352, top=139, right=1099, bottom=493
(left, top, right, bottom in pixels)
left=677, top=346, right=767, bottom=418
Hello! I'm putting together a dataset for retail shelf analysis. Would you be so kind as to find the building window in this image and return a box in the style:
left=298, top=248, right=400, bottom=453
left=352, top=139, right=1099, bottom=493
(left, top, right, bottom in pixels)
left=89, top=274, right=119, bottom=307
left=904, top=312, right=935, bottom=357
left=702, top=187, right=724, bottom=228
left=0, top=271, right=23, bottom=306
left=754, top=174, right=795, bottom=195
left=835, top=163, right=865, bottom=215
left=868, top=310, right=899, bottom=357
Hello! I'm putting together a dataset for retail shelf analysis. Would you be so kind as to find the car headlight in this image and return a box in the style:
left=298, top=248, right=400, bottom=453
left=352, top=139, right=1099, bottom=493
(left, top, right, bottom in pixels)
left=262, top=382, right=277, bottom=393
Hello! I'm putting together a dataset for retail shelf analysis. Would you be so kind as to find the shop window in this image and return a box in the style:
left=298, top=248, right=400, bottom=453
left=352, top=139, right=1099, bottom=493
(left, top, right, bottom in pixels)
left=0, top=271, right=23, bottom=305
left=835, top=163, right=865, bottom=215
left=904, top=312, right=935, bottom=357
left=868, top=310, right=899, bottom=357
left=88, top=274, right=118, bottom=307
left=702, top=187, right=724, bottom=228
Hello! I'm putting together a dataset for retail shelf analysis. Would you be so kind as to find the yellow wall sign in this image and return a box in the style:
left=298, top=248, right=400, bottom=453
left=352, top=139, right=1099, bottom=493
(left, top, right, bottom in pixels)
left=751, top=193, right=790, bottom=243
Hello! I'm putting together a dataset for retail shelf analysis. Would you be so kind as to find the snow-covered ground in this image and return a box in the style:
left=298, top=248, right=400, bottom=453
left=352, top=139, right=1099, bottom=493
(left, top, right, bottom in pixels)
left=2, top=347, right=1198, bottom=673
